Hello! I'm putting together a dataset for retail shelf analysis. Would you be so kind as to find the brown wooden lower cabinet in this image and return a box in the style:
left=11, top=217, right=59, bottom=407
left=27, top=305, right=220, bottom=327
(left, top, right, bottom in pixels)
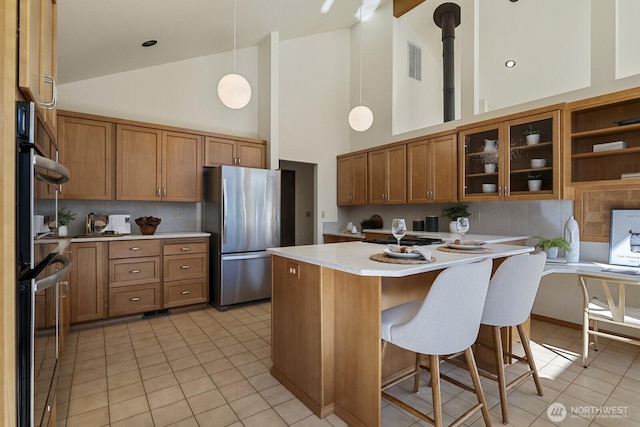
left=70, top=241, right=107, bottom=323
left=69, top=237, right=208, bottom=324
left=109, top=283, right=161, bottom=317
left=323, top=234, right=363, bottom=244
left=270, top=256, right=334, bottom=418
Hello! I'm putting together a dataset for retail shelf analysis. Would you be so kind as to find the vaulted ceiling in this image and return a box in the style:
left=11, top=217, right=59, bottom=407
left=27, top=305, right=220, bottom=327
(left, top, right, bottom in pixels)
left=57, top=0, right=391, bottom=84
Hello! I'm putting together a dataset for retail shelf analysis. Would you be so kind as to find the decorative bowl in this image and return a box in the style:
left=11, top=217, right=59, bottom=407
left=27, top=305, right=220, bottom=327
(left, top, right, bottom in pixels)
left=482, top=183, right=497, bottom=193
left=139, top=225, right=157, bottom=235
left=530, top=158, right=546, bottom=168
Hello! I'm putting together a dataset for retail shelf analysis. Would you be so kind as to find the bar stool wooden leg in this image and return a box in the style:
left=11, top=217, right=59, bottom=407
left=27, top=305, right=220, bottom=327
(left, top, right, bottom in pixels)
left=414, top=353, right=422, bottom=392
left=492, top=326, right=509, bottom=424
left=429, top=354, right=443, bottom=427
left=464, top=347, right=492, bottom=427
left=517, top=324, right=543, bottom=396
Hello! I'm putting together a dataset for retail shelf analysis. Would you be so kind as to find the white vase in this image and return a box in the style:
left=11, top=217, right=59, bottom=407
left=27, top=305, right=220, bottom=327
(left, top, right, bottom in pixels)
left=565, top=216, right=580, bottom=263
left=58, top=225, right=68, bottom=237
left=547, top=247, right=558, bottom=259
left=449, top=221, right=458, bottom=233
left=526, top=134, right=540, bottom=145
left=484, top=163, right=497, bottom=173
left=528, top=179, right=542, bottom=191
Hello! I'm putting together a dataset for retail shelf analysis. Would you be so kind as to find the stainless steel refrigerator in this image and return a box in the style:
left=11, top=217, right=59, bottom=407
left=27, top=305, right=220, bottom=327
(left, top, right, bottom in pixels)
left=204, top=166, right=287, bottom=310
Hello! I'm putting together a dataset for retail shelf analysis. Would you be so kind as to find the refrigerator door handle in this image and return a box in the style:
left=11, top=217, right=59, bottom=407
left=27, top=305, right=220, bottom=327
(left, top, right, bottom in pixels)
left=222, top=251, right=271, bottom=261
left=222, top=178, right=227, bottom=244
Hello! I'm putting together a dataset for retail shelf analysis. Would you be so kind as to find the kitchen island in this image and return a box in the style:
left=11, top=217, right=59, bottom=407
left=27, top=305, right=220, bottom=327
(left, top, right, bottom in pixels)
left=267, top=241, right=534, bottom=427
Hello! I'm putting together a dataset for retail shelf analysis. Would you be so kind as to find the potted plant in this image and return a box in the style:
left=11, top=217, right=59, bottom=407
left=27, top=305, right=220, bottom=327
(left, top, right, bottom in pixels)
left=477, top=150, right=499, bottom=173
left=523, top=124, right=541, bottom=145
left=57, top=207, right=76, bottom=237
left=534, top=236, right=571, bottom=259
left=526, top=171, right=542, bottom=191
left=442, top=204, right=470, bottom=233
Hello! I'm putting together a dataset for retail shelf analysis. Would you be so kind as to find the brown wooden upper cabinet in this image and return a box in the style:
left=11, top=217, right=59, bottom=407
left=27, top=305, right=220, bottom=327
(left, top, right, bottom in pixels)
left=19, top=0, right=58, bottom=136
left=407, top=133, right=457, bottom=204
left=458, top=108, right=561, bottom=202
left=368, top=145, right=406, bottom=204
left=337, top=153, right=367, bottom=206
left=204, top=136, right=266, bottom=168
left=116, top=124, right=203, bottom=202
left=58, top=115, right=114, bottom=200
left=564, top=87, right=640, bottom=188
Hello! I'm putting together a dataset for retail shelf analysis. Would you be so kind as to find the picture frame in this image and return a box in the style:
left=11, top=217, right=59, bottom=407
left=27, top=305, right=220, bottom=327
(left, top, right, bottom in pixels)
left=609, top=208, right=640, bottom=267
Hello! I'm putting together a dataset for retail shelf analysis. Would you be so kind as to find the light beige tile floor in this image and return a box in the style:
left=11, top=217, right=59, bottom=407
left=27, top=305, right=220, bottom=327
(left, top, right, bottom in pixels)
left=55, top=303, right=640, bottom=426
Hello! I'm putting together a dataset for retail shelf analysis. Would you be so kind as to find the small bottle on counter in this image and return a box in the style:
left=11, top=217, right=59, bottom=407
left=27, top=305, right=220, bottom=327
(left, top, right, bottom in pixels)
left=87, top=212, right=94, bottom=233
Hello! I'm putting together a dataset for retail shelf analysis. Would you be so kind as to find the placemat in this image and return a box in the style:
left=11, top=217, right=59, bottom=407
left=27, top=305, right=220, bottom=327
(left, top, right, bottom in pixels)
left=370, top=253, right=435, bottom=264
left=437, top=246, right=493, bottom=254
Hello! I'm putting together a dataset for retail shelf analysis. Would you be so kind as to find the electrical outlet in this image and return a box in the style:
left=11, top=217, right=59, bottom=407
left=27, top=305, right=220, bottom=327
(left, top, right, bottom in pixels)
left=321, top=211, right=325, bottom=218
left=473, top=211, right=481, bottom=221
left=173, top=210, right=183, bottom=220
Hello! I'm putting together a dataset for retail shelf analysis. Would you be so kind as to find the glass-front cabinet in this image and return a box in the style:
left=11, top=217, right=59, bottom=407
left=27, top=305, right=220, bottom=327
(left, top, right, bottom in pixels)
left=459, top=108, right=561, bottom=201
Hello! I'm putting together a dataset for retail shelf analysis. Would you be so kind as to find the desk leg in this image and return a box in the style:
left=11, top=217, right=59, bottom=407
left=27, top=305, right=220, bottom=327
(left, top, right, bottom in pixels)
left=579, top=276, right=589, bottom=367
left=333, top=271, right=382, bottom=427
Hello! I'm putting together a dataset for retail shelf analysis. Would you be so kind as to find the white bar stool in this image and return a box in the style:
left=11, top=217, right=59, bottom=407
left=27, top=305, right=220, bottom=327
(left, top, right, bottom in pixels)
left=381, top=258, right=493, bottom=427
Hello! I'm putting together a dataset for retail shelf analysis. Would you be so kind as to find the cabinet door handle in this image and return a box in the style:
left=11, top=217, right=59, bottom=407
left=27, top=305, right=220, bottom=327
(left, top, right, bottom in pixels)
left=157, top=188, right=161, bottom=197
left=41, top=74, right=57, bottom=109
left=237, top=157, right=241, bottom=165
left=60, top=281, right=69, bottom=298
left=130, top=297, right=141, bottom=302
left=181, top=290, right=191, bottom=295
left=180, top=247, right=191, bottom=251
left=163, top=188, right=167, bottom=197
left=498, top=186, right=502, bottom=196
left=130, top=247, right=141, bottom=251
left=129, top=269, right=141, bottom=274
left=180, top=265, right=191, bottom=269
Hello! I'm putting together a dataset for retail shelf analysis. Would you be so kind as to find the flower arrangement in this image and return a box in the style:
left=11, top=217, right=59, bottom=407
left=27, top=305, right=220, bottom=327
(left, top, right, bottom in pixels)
left=57, top=208, right=76, bottom=226
left=525, top=171, right=542, bottom=180
left=477, top=150, right=499, bottom=165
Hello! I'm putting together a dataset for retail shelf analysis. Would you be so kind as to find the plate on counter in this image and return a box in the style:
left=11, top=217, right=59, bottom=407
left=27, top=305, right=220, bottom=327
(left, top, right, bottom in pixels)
left=443, top=240, right=487, bottom=250
left=383, top=248, right=422, bottom=259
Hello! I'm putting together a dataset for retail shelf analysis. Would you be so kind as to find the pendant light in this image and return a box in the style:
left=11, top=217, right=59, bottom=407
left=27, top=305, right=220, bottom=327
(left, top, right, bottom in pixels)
left=217, top=0, right=251, bottom=109
left=348, top=5, right=374, bottom=132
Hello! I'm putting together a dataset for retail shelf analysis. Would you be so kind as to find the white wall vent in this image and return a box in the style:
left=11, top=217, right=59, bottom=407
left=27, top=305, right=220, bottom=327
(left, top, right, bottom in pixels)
left=408, top=41, right=422, bottom=81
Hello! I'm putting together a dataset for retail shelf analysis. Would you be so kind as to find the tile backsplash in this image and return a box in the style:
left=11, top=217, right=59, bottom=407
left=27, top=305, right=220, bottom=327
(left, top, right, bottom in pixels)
left=58, top=200, right=201, bottom=236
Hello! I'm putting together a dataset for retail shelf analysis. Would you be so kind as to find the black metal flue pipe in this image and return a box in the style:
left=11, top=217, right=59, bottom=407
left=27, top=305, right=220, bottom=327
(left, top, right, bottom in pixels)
left=434, top=3, right=461, bottom=122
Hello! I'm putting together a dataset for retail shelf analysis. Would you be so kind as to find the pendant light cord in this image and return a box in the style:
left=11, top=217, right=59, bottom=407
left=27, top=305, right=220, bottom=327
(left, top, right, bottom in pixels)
left=358, top=6, right=363, bottom=105
left=233, top=0, right=237, bottom=72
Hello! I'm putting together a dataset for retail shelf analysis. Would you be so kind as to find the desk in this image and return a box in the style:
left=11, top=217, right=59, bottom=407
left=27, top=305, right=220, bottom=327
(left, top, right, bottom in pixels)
left=577, top=270, right=640, bottom=367
left=267, top=241, right=533, bottom=427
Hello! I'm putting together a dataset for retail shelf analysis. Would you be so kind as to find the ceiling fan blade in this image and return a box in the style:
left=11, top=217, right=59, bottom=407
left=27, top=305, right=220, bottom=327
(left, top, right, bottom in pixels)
left=393, top=0, right=426, bottom=18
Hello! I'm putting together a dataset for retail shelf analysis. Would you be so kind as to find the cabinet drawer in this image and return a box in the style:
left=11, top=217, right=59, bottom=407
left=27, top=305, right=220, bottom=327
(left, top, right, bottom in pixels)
left=109, top=284, right=161, bottom=317
left=164, top=279, right=208, bottom=308
left=109, top=257, right=160, bottom=287
left=163, top=253, right=207, bottom=281
left=163, top=240, right=207, bottom=256
left=109, top=240, right=160, bottom=259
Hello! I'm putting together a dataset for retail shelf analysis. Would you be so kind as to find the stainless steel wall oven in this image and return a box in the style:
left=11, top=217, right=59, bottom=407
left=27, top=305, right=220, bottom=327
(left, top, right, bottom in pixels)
left=16, top=101, right=71, bottom=427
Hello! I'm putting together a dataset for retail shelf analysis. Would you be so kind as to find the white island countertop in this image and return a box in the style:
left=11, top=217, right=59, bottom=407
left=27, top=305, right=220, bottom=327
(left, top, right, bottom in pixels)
left=324, top=230, right=528, bottom=244
left=268, top=241, right=534, bottom=277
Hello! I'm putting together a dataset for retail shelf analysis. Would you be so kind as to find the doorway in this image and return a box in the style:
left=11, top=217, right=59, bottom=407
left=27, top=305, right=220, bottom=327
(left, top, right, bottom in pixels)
left=279, top=160, right=316, bottom=245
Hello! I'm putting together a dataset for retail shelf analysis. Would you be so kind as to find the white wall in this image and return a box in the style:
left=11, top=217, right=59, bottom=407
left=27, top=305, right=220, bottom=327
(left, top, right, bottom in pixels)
left=616, top=0, right=640, bottom=79
left=58, top=47, right=260, bottom=139
left=278, top=30, right=352, bottom=242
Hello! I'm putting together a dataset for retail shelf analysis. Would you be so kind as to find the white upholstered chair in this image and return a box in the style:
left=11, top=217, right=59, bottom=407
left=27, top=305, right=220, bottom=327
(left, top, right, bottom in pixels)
left=381, top=258, right=493, bottom=427
left=477, top=251, right=547, bottom=424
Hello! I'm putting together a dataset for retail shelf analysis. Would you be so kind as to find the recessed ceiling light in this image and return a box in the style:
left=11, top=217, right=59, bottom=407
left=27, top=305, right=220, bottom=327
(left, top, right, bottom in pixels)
left=505, top=60, right=516, bottom=68
left=510, top=0, right=518, bottom=2
left=142, top=40, right=157, bottom=47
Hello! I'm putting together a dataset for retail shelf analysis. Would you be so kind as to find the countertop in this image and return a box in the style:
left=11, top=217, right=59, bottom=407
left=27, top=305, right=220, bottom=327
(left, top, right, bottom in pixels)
left=267, top=241, right=533, bottom=277
left=323, top=230, right=528, bottom=244
left=36, top=231, right=210, bottom=246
